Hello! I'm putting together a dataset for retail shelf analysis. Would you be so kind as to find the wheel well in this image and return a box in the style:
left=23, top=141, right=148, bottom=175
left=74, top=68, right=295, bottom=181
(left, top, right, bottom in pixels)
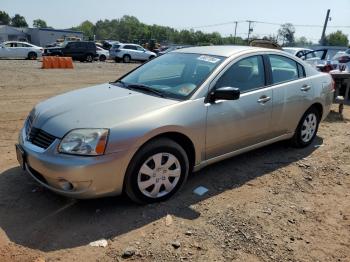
left=310, top=103, right=323, bottom=119
left=145, top=132, right=196, bottom=171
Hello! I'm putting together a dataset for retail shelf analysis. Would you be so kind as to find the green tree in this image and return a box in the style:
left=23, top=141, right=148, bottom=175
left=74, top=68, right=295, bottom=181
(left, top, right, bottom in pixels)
left=33, top=19, right=47, bottom=28
left=11, top=14, right=28, bottom=27
left=0, top=10, right=11, bottom=25
left=295, top=36, right=313, bottom=47
left=72, top=20, right=95, bottom=40
left=324, top=31, right=349, bottom=46
left=277, top=23, right=295, bottom=46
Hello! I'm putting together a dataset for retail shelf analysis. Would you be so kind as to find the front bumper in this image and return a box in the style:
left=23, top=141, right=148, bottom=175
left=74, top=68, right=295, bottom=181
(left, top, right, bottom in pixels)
left=17, top=127, right=128, bottom=199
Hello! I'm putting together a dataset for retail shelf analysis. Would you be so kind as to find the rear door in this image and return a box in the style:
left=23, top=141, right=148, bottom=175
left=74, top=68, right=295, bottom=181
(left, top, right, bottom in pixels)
left=267, top=54, right=314, bottom=136
left=205, top=55, right=273, bottom=159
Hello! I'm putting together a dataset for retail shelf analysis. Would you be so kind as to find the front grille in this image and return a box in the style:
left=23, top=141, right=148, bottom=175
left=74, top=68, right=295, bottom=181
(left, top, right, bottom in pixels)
left=28, top=127, right=57, bottom=149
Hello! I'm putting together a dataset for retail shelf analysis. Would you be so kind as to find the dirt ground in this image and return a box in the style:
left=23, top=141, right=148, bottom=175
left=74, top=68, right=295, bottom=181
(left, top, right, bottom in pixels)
left=0, top=60, right=349, bottom=262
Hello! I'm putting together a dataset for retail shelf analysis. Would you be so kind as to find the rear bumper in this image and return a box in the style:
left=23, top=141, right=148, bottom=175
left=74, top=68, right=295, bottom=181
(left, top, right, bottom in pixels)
left=18, top=128, right=128, bottom=199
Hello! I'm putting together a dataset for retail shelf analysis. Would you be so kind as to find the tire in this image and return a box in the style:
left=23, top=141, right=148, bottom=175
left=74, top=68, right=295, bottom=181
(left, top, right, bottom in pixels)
left=291, top=107, right=320, bottom=148
left=149, top=55, right=155, bottom=60
left=85, top=54, right=93, bottom=62
left=123, top=55, right=131, bottom=63
left=28, top=52, right=37, bottom=60
left=124, top=138, right=189, bottom=204
left=99, top=55, right=106, bottom=62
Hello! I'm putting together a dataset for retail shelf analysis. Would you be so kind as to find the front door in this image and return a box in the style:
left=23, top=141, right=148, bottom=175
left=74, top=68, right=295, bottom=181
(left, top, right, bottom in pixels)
left=205, top=55, right=273, bottom=159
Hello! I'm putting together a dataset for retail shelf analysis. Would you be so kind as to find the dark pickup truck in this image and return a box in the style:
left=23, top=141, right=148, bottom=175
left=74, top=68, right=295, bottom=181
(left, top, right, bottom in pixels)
left=44, top=41, right=97, bottom=62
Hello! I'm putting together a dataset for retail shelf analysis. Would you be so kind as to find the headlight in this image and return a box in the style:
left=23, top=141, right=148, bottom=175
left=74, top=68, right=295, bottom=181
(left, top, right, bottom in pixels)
left=58, top=129, right=109, bottom=156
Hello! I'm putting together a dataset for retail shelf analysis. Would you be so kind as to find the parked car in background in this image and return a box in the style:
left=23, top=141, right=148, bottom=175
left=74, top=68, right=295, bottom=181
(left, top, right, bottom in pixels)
left=17, top=46, right=334, bottom=203
left=44, top=41, right=97, bottom=62
left=282, top=47, right=314, bottom=58
left=102, top=40, right=120, bottom=50
left=0, top=41, right=43, bottom=60
left=333, top=48, right=350, bottom=63
left=109, top=43, right=157, bottom=63
left=158, top=45, right=192, bottom=56
left=96, top=46, right=109, bottom=61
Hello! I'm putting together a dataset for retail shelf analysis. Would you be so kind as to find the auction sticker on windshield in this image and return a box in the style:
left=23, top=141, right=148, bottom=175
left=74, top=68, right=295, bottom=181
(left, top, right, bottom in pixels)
left=197, top=55, right=221, bottom=63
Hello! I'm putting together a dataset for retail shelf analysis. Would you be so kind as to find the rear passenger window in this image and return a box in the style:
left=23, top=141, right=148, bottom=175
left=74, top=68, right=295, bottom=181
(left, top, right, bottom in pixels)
left=124, top=45, right=136, bottom=50
left=269, top=55, right=299, bottom=84
left=216, top=55, right=265, bottom=93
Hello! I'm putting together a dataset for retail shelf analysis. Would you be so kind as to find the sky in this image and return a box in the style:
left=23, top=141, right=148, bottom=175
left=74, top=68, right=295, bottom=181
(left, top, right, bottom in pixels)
left=1, top=0, right=349, bottom=43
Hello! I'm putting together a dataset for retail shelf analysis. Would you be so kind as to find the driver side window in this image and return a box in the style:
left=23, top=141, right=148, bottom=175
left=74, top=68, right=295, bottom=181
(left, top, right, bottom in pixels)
left=216, top=55, right=265, bottom=93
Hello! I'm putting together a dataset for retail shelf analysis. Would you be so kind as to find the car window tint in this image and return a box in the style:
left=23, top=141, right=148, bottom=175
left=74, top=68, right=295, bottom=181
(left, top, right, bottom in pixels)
left=136, top=46, right=144, bottom=51
left=4, top=43, right=12, bottom=47
left=269, top=55, right=298, bottom=84
left=112, top=44, right=120, bottom=49
left=124, top=45, right=136, bottom=50
left=216, top=55, right=265, bottom=93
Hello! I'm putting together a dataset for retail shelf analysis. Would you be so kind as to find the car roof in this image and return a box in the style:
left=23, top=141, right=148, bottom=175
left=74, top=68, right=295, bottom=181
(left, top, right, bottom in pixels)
left=174, top=45, right=270, bottom=57
left=4, top=41, right=32, bottom=44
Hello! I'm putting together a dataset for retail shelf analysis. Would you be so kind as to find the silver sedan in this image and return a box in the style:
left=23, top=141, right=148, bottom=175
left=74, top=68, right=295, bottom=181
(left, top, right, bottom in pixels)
left=16, top=46, right=334, bottom=203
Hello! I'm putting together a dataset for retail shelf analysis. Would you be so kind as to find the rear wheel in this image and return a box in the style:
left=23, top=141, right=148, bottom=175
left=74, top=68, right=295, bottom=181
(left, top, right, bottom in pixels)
left=291, top=107, right=320, bottom=147
left=123, top=55, right=131, bottom=63
left=85, top=54, right=93, bottom=62
left=28, top=52, right=37, bottom=60
left=124, top=138, right=189, bottom=204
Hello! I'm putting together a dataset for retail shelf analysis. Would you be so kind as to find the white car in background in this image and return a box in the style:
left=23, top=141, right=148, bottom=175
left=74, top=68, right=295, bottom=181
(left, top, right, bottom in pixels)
left=0, top=41, right=43, bottom=60
left=96, top=46, right=109, bottom=62
left=282, top=47, right=314, bottom=59
left=109, top=43, right=157, bottom=63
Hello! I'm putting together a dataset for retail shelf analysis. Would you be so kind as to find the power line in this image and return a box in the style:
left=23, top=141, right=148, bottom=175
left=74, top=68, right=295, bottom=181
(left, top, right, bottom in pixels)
left=190, top=19, right=350, bottom=29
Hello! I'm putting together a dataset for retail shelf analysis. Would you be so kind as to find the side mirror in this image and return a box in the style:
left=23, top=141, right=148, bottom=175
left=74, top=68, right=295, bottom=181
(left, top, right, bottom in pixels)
left=208, top=87, right=240, bottom=103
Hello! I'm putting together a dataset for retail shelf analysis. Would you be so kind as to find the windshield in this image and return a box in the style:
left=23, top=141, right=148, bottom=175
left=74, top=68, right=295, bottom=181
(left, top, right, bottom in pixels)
left=118, top=53, right=224, bottom=100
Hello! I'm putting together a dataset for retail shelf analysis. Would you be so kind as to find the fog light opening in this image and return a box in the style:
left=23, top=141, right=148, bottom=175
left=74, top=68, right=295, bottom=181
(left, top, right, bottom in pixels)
left=58, top=179, right=74, bottom=191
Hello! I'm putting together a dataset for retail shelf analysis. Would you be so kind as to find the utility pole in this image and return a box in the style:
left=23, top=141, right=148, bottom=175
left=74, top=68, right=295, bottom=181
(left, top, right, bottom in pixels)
left=247, top=20, right=254, bottom=44
left=233, top=21, right=238, bottom=44
left=320, top=9, right=331, bottom=45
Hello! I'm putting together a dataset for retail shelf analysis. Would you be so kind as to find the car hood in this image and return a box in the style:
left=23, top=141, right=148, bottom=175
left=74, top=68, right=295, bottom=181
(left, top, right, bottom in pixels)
left=31, top=83, right=179, bottom=138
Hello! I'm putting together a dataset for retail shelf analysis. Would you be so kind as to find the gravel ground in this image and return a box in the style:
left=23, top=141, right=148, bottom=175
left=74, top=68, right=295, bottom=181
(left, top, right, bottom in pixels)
left=0, top=60, right=349, bottom=262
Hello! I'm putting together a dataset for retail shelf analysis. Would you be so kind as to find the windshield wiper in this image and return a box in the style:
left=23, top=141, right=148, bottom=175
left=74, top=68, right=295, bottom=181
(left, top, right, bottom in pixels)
left=127, top=84, right=165, bottom=97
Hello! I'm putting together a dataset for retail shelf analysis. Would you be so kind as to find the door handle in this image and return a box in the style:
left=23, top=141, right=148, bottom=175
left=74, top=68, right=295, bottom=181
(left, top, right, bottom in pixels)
left=257, top=96, right=271, bottom=104
left=301, top=84, right=311, bottom=91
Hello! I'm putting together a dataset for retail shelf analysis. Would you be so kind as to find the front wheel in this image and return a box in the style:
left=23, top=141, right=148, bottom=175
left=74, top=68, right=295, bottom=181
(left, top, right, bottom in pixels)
left=124, top=138, right=189, bottom=204
left=99, top=55, right=106, bottom=62
left=291, top=107, right=320, bottom=147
